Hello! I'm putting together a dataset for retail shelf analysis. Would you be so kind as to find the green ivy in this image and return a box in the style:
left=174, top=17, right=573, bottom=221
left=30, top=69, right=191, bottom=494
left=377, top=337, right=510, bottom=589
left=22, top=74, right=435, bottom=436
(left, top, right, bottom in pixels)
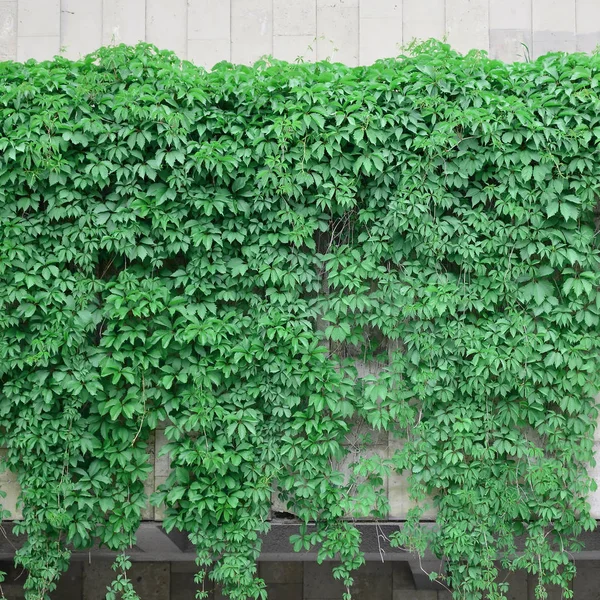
left=0, top=41, right=599, bottom=600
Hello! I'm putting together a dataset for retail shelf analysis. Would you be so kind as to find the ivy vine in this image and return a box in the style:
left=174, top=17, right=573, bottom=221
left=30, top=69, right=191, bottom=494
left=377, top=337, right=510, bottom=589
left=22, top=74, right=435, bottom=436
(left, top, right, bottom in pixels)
left=0, top=41, right=599, bottom=600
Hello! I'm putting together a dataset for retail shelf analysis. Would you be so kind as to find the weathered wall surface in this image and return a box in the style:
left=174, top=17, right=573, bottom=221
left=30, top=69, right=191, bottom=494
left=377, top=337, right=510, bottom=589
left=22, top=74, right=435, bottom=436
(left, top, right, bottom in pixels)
left=1, top=0, right=600, bottom=68
left=4, top=415, right=600, bottom=523
left=1, top=558, right=598, bottom=600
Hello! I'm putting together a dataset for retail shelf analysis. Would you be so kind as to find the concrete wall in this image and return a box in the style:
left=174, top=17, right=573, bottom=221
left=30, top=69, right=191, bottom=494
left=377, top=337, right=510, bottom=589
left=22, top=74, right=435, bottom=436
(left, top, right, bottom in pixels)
left=1, top=0, right=600, bottom=67
left=3, top=416, right=600, bottom=524
left=1, top=558, right=598, bottom=600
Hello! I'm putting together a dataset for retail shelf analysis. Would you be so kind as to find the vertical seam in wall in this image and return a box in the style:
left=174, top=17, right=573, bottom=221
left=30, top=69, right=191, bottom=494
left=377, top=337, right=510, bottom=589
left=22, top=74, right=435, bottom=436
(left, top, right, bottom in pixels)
left=401, top=0, right=406, bottom=49
left=229, top=0, right=232, bottom=62
left=530, top=0, right=533, bottom=59
left=14, top=0, right=18, bottom=58
left=271, top=0, right=274, bottom=57
left=574, top=0, right=578, bottom=51
left=59, top=0, right=62, bottom=53
left=100, top=0, right=104, bottom=49
left=443, top=0, right=447, bottom=43
left=487, top=0, right=490, bottom=54
left=358, top=0, right=361, bottom=65
left=185, top=0, right=189, bottom=60
left=144, top=0, right=148, bottom=43
left=314, top=0, right=317, bottom=61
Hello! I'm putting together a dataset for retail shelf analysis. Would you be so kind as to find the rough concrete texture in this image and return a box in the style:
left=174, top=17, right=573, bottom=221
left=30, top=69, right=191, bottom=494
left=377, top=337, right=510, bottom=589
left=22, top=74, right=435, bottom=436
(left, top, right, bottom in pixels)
left=488, top=0, right=532, bottom=61
left=274, top=0, right=316, bottom=37
left=532, top=0, right=576, bottom=58
left=316, top=5, right=359, bottom=65
left=0, top=1, right=16, bottom=60
left=231, top=0, right=273, bottom=65
left=102, top=0, right=146, bottom=47
left=0, top=559, right=598, bottom=599
left=17, top=0, right=59, bottom=37
left=497, top=569, right=528, bottom=600
left=0, top=0, right=596, bottom=65
left=188, top=38, right=231, bottom=69
left=142, top=431, right=156, bottom=520
left=61, top=0, right=103, bottom=60
left=188, top=0, right=230, bottom=41
left=402, top=0, right=444, bottom=43
left=305, top=561, right=393, bottom=599
left=586, top=441, right=600, bottom=518
left=360, top=16, right=403, bottom=65
left=273, top=35, right=317, bottom=63
left=446, top=0, right=489, bottom=54
left=146, top=0, right=187, bottom=58
left=83, top=560, right=170, bottom=600
left=489, top=29, right=532, bottom=63
left=359, top=0, right=402, bottom=64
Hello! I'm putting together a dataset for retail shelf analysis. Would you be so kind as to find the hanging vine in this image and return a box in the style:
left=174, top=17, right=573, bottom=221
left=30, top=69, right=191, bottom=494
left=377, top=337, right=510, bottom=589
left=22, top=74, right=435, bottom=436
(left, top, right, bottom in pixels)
left=0, top=41, right=599, bottom=599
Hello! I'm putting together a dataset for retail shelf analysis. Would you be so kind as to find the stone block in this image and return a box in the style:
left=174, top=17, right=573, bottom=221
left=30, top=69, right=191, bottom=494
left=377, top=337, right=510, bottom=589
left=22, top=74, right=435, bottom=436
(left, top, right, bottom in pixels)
left=146, top=0, right=187, bottom=58
left=489, top=29, right=532, bottom=62
left=594, top=399, right=600, bottom=442
left=304, top=562, right=345, bottom=598
left=274, top=0, right=316, bottom=36
left=231, top=0, right=273, bottom=65
left=316, top=6, right=359, bottom=65
left=317, top=0, right=359, bottom=7
left=17, top=35, right=59, bottom=61
left=305, top=561, right=393, bottom=599
left=527, top=574, right=569, bottom=600
left=142, top=431, right=155, bottom=520
left=155, top=429, right=172, bottom=477
left=393, top=562, right=415, bottom=590
left=264, top=583, right=303, bottom=600
left=188, top=0, right=230, bottom=40
left=577, top=0, right=600, bottom=34
left=51, top=561, right=83, bottom=600
left=188, top=38, right=231, bottom=69
left=577, top=0, right=600, bottom=51
left=573, top=560, right=600, bottom=598
left=446, top=0, right=490, bottom=54
left=273, top=35, right=317, bottom=62
left=497, top=569, right=527, bottom=600
left=533, top=0, right=575, bottom=33
left=0, top=562, right=23, bottom=597
left=577, top=33, right=600, bottom=54
left=532, top=30, right=576, bottom=58
left=393, top=591, right=437, bottom=600
left=1, top=584, right=24, bottom=599
left=154, top=475, right=168, bottom=521
left=335, top=446, right=388, bottom=513
left=532, top=0, right=576, bottom=57
left=259, top=561, right=303, bottom=584
left=0, top=467, right=22, bottom=519
left=388, top=442, right=436, bottom=520
left=360, top=0, right=400, bottom=19
left=359, top=16, right=403, bottom=64
left=489, top=0, right=531, bottom=30
left=351, top=561, right=392, bottom=599
left=0, top=2, right=16, bottom=61
left=61, top=0, right=102, bottom=59
left=102, top=0, right=145, bottom=46
left=171, top=570, right=214, bottom=600
left=83, top=560, right=169, bottom=600
left=402, top=0, right=444, bottom=43
left=17, top=0, right=59, bottom=37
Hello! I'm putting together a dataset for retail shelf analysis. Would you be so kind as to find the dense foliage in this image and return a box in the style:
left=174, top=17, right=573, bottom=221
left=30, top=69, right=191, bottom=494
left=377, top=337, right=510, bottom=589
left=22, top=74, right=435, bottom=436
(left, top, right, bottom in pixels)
left=0, top=41, right=599, bottom=599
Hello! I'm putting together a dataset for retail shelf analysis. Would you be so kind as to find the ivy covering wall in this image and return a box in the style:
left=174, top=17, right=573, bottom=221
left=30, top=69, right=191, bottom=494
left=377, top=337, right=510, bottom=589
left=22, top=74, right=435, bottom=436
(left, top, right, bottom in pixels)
left=0, top=41, right=599, bottom=600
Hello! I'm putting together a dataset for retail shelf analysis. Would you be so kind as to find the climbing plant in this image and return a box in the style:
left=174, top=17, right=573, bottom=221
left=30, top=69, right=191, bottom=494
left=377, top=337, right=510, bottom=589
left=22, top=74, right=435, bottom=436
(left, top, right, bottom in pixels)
left=0, top=41, right=599, bottom=600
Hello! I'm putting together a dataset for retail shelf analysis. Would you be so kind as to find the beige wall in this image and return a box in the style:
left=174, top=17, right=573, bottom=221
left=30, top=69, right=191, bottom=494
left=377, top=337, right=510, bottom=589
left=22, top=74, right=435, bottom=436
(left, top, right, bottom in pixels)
left=1, top=0, right=600, bottom=67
